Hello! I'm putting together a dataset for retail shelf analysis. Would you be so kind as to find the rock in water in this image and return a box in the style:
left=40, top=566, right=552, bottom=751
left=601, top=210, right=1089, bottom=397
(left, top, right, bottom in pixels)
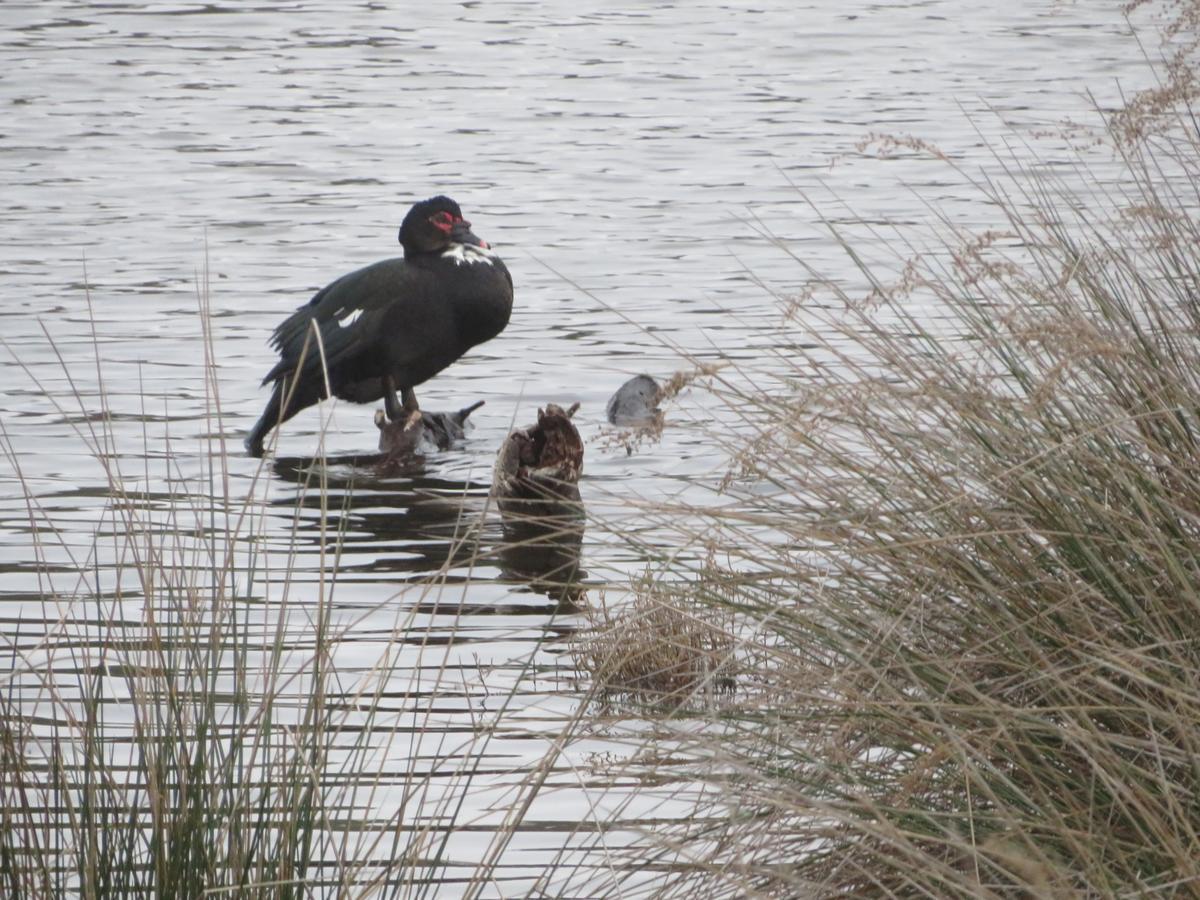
left=606, top=374, right=661, bottom=426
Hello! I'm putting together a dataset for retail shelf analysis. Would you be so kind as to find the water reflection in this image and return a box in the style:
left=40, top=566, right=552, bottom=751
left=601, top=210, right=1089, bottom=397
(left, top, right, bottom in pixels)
left=269, top=451, right=587, bottom=607
left=270, top=452, right=490, bottom=577
left=492, top=401, right=588, bottom=607
left=496, top=489, right=587, bottom=607
left=0, top=0, right=1153, bottom=889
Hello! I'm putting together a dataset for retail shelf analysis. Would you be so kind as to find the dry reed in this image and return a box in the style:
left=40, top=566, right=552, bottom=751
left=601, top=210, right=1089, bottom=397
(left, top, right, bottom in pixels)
left=572, top=5, right=1200, bottom=896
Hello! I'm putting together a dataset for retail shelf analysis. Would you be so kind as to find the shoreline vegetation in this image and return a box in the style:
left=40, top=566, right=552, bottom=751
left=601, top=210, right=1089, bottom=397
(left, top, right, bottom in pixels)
left=569, top=3, right=1200, bottom=896
left=2, top=2, right=1199, bottom=897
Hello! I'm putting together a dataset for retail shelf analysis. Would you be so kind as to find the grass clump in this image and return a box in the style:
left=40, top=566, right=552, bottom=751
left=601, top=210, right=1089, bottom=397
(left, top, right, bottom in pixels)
left=581, top=18, right=1200, bottom=900
left=0, top=367, right=336, bottom=897
left=573, top=577, right=738, bottom=708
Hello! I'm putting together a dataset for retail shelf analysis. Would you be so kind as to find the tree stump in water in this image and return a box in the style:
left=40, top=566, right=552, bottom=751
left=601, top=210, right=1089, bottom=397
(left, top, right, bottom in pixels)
left=492, top=402, right=583, bottom=503
left=492, top=402, right=586, bottom=604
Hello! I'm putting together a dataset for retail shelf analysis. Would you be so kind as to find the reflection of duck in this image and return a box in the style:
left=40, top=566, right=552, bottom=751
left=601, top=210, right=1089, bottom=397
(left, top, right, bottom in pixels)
left=267, top=442, right=587, bottom=606
left=246, top=196, right=513, bottom=457
left=268, top=453, right=494, bottom=578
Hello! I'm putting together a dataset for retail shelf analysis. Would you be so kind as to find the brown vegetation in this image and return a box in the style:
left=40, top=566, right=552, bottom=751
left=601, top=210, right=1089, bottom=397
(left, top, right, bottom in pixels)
left=571, top=4, right=1200, bottom=895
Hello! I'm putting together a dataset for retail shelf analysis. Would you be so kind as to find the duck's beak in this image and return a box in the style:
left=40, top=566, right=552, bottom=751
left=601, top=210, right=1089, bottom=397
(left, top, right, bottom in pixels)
left=451, top=219, right=488, bottom=248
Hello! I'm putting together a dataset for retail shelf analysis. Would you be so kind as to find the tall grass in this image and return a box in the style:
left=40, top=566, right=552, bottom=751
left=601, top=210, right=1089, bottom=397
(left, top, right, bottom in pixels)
left=0, top=308, right=339, bottom=895
left=574, top=14, right=1200, bottom=898
left=0, top=281, right=558, bottom=897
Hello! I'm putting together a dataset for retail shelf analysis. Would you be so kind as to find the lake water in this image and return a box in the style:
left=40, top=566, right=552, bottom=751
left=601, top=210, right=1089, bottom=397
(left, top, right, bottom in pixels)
left=0, top=0, right=1162, bottom=894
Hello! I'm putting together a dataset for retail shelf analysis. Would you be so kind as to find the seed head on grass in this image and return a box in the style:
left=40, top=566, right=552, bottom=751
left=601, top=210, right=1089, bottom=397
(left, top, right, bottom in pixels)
left=573, top=12, right=1200, bottom=896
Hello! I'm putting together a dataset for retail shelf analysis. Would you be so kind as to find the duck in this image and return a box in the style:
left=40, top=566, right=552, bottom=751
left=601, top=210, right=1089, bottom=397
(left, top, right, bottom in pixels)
left=245, top=196, right=513, bottom=457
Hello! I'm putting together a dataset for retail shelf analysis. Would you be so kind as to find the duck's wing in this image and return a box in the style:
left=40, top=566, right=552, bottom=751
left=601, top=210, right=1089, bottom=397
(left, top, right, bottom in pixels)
left=262, top=258, right=425, bottom=384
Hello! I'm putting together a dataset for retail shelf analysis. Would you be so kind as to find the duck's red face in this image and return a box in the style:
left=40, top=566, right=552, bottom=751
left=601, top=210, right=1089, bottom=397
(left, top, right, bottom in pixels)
left=429, top=210, right=456, bottom=233
left=399, top=195, right=491, bottom=256
left=429, top=209, right=487, bottom=248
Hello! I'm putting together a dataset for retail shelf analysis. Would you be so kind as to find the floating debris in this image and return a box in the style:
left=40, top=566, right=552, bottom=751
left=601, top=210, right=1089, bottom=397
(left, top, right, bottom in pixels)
left=375, top=400, right=485, bottom=458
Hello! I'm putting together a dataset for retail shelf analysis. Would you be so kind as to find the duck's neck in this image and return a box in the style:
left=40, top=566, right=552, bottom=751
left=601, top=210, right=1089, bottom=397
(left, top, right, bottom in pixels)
left=439, top=242, right=501, bottom=267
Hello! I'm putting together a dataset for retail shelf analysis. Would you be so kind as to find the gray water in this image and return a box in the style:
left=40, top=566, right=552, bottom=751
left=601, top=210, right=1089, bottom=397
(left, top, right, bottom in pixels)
left=0, top=1, right=1159, bottom=895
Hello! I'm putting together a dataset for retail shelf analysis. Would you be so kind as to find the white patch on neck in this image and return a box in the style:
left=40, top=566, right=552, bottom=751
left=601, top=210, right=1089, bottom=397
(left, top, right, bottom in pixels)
left=441, top=243, right=498, bottom=266
left=337, top=307, right=363, bottom=328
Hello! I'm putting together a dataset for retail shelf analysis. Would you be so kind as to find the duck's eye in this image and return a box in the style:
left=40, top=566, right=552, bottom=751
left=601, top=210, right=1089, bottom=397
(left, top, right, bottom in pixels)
left=430, top=211, right=455, bottom=232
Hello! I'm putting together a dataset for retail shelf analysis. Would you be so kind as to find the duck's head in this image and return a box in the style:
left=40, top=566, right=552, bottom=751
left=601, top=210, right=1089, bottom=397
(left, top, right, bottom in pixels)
left=399, top=195, right=488, bottom=257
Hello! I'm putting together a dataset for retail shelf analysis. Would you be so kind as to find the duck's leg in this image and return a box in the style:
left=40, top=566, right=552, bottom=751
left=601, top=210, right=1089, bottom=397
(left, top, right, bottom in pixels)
left=382, top=375, right=404, bottom=422
left=402, top=386, right=420, bottom=412
left=245, top=381, right=283, bottom=457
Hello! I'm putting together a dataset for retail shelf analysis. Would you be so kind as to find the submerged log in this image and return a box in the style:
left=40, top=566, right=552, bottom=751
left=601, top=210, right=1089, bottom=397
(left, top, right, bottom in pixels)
left=492, top=402, right=583, bottom=502
left=375, top=400, right=485, bottom=458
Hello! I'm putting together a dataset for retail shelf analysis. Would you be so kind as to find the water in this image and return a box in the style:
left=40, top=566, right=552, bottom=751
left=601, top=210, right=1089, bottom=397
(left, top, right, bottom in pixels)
left=0, top=1, right=1161, bottom=894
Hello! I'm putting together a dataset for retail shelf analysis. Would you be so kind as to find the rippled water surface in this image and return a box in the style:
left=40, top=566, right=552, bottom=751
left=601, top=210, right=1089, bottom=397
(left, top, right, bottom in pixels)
left=0, top=1, right=1159, bottom=894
